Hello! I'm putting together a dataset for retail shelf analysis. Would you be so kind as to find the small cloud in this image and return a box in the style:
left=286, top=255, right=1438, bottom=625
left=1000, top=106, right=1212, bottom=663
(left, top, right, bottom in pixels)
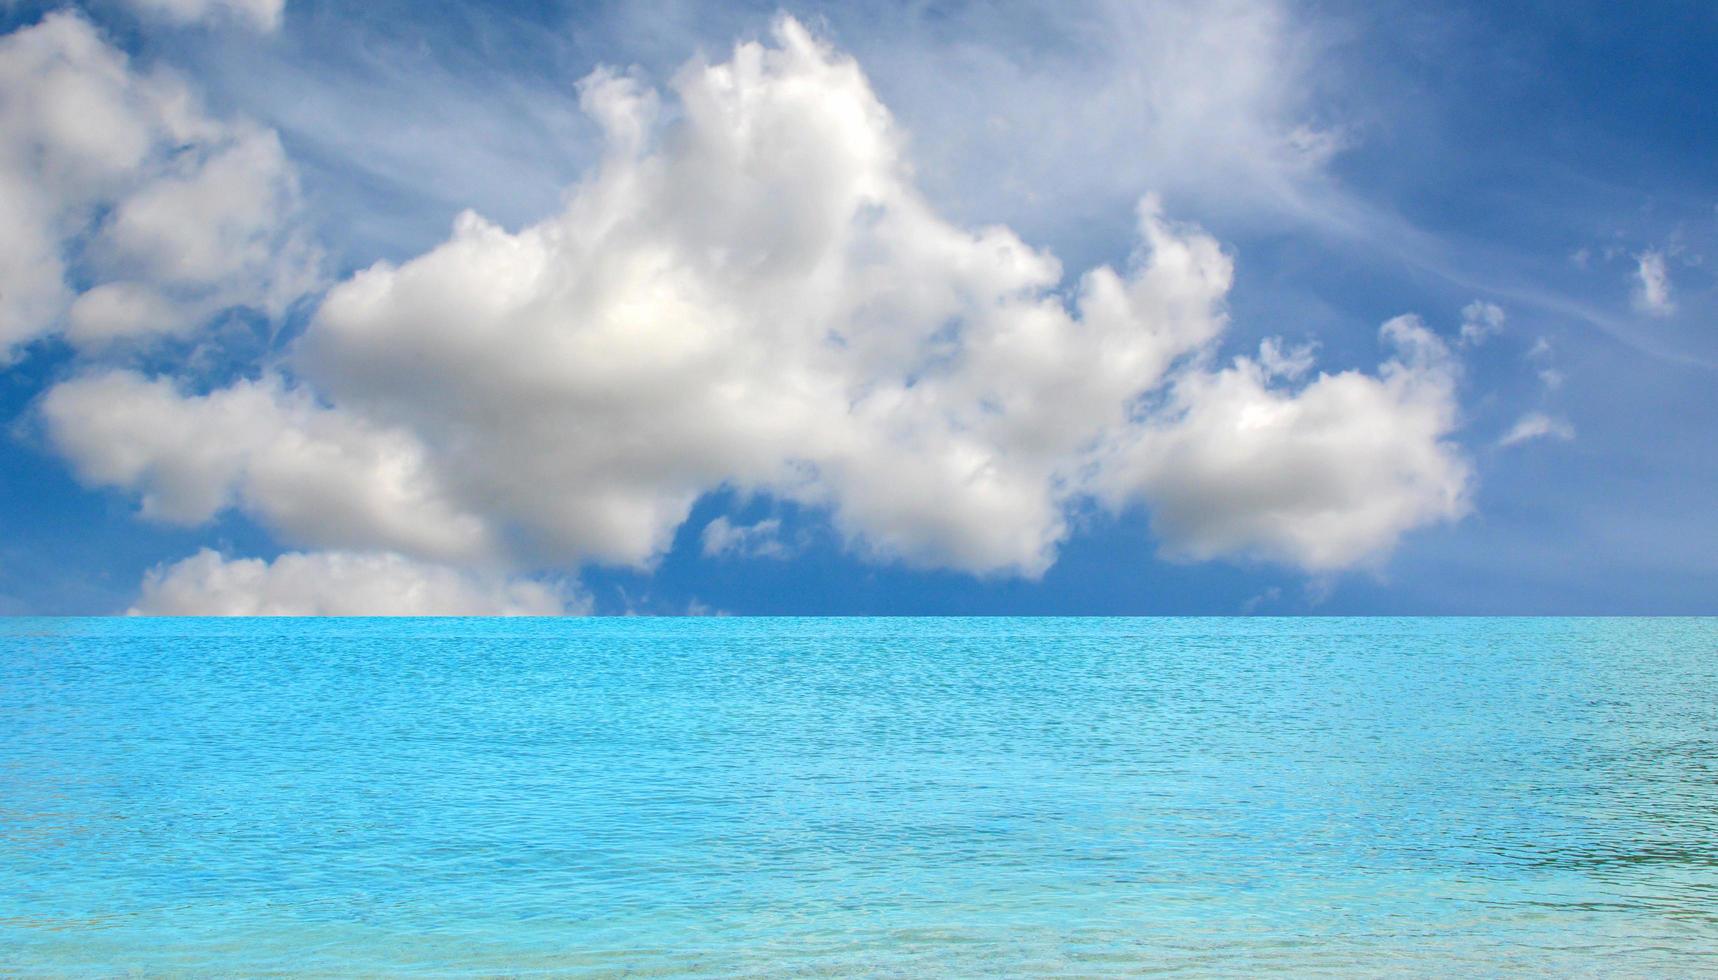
left=701, top=516, right=790, bottom=560
left=131, top=548, right=584, bottom=615
left=1632, top=250, right=1676, bottom=316
left=1283, top=124, right=1350, bottom=167
left=1570, top=248, right=1590, bottom=269
left=1525, top=338, right=1563, bottom=389
left=1240, top=585, right=1281, bottom=614
left=1459, top=300, right=1505, bottom=347
left=1256, top=337, right=1316, bottom=380
left=1499, top=412, right=1574, bottom=448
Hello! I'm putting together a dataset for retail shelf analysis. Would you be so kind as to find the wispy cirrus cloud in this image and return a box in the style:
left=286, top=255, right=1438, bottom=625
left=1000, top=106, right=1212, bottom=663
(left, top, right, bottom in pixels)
left=120, top=0, right=283, bottom=32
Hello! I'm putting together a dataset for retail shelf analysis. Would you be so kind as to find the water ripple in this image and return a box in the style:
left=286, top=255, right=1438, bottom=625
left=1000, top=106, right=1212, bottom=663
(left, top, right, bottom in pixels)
left=1, top=617, right=1715, bottom=974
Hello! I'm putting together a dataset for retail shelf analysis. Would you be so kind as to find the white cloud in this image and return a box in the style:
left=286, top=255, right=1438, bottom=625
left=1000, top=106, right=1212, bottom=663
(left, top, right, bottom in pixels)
left=1633, top=250, right=1675, bottom=316
left=1499, top=412, right=1574, bottom=447
left=1458, top=300, right=1504, bottom=347
left=1524, top=337, right=1564, bottom=388
left=132, top=549, right=580, bottom=616
left=41, top=370, right=491, bottom=561
left=44, top=17, right=1472, bottom=588
left=702, top=517, right=789, bottom=560
left=1098, top=316, right=1470, bottom=571
left=119, top=0, right=284, bottom=32
left=297, top=22, right=1234, bottom=578
left=1256, top=336, right=1317, bottom=379
left=0, top=13, right=312, bottom=359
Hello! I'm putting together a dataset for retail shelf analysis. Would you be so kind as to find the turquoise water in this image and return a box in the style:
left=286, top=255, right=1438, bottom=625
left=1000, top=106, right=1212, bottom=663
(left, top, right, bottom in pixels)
left=2, top=618, right=1715, bottom=975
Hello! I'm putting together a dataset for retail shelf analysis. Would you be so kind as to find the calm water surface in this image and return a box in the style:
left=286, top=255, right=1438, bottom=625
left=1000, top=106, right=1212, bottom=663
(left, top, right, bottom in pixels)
left=2, top=617, right=1715, bottom=975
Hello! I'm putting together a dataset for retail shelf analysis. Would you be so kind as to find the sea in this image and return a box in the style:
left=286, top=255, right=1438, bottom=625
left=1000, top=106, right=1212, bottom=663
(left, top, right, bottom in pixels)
left=2, top=617, right=1715, bottom=975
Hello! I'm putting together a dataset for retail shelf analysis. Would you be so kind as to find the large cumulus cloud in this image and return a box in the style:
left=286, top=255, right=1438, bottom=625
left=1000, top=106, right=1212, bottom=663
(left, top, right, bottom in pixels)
left=296, top=20, right=1235, bottom=577
left=40, top=16, right=1473, bottom=604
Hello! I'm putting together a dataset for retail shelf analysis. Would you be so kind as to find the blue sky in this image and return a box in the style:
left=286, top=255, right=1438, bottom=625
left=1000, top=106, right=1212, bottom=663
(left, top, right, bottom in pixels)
left=0, top=0, right=1712, bottom=614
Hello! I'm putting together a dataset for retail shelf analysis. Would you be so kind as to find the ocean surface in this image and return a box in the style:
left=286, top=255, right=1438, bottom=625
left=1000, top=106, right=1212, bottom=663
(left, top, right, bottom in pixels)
left=2, top=617, right=1715, bottom=976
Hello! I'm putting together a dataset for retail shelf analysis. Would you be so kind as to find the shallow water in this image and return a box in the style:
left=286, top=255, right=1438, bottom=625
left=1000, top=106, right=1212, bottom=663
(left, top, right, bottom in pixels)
left=2, top=617, right=1715, bottom=975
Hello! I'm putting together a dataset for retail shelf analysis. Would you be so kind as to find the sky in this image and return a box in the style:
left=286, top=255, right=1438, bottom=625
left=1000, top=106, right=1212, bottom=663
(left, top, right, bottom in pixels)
left=0, top=0, right=1712, bottom=615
